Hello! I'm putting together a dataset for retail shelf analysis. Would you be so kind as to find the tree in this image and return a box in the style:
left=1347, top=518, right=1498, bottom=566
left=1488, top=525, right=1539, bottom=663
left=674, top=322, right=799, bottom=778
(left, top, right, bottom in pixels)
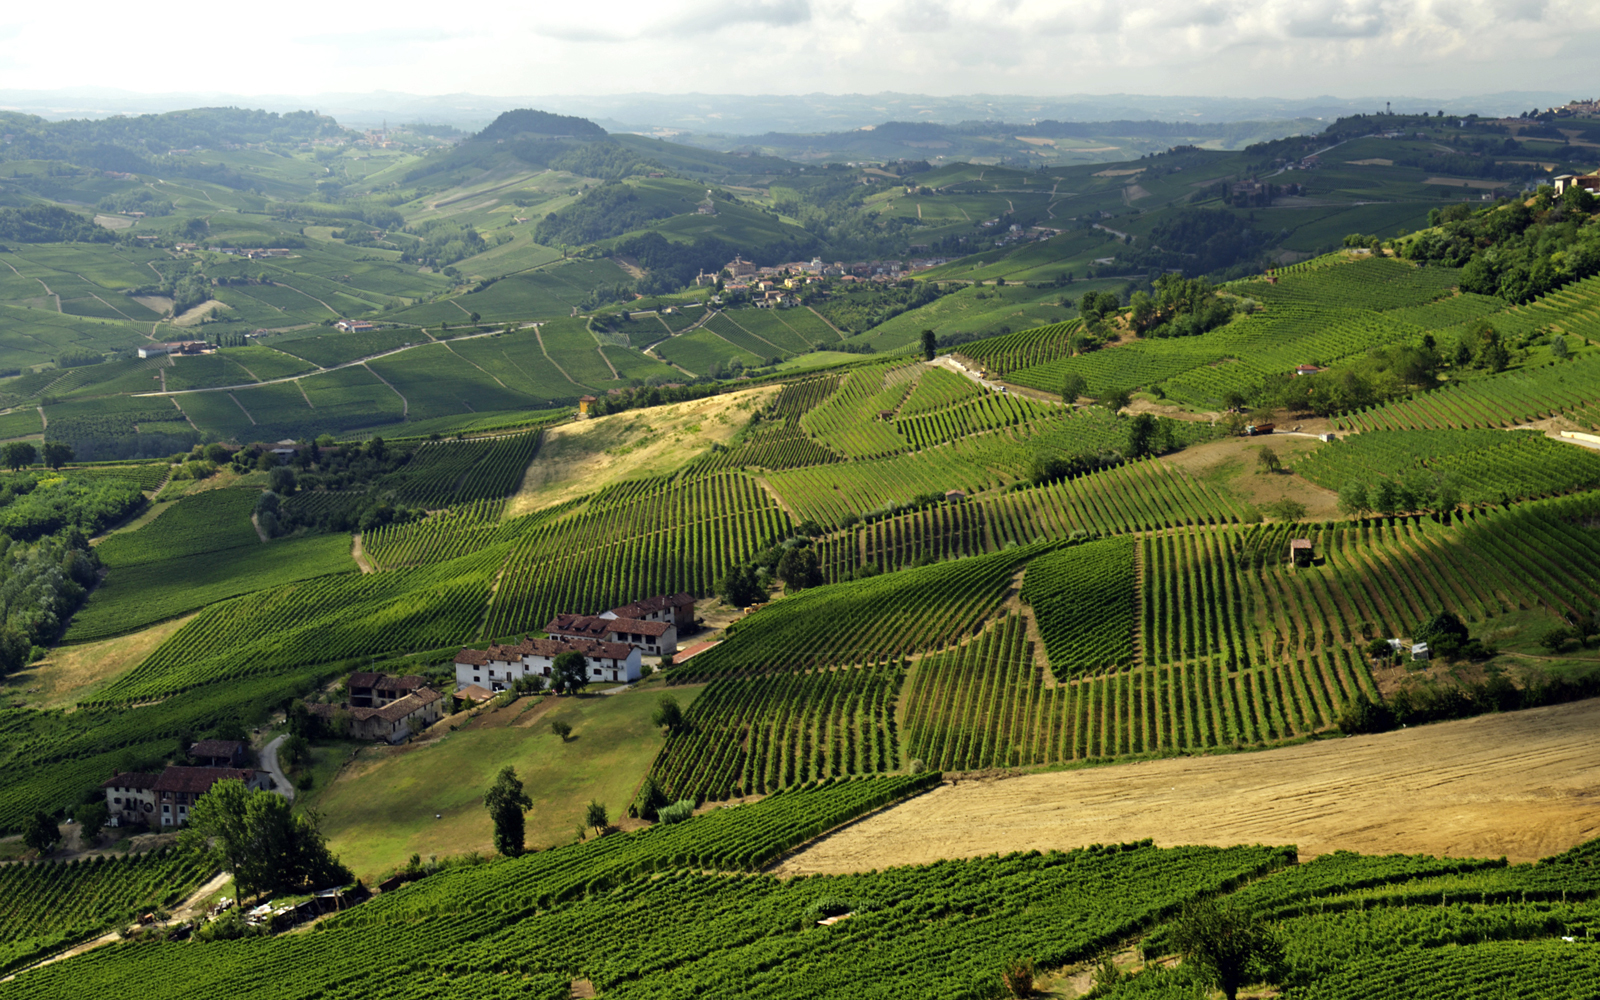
left=1551, top=335, right=1570, bottom=359
left=1337, top=480, right=1369, bottom=516
left=1060, top=372, right=1087, bottom=404
left=551, top=651, right=590, bottom=695
left=652, top=695, right=683, bottom=733
left=776, top=546, right=822, bottom=592
left=483, top=765, right=533, bottom=857
left=269, top=466, right=298, bottom=496
left=41, top=442, right=74, bottom=470
left=585, top=799, right=609, bottom=837
left=22, top=811, right=59, bottom=855
left=180, top=779, right=349, bottom=903
left=2, top=441, right=36, bottom=471
left=920, top=328, right=936, bottom=361
left=1125, top=413, right=1159, bottom=459
left=1256, top=447, right=1281, bottom=474
left=1099, top=387, right=1131, bottom=414
left=74, top=800, right=109, bottom=846
left=550, top=719, right=572, bottom=741
left=1540, top=626, right=1574, bottom=654
left=1170, top=898, right=1283, bottom=1000
left=718, top=563, right=763, bottom=608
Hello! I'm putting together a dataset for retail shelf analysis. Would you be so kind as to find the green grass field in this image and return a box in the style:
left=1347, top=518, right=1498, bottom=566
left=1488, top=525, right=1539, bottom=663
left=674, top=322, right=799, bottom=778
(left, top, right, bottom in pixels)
left=314, top=684, right=701, bottom=879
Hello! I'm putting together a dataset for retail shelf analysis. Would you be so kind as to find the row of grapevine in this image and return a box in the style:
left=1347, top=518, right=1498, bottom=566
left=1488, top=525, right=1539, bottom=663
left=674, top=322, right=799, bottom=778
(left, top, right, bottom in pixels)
left=363, top=498, right=508, bottom=568
left=1337, top=354, right=1600, bottom=431
left=901, top=614, right=1038, bottom=771
left=378, top=431, right=542, bottom=506
left=87, top=549, right=502, bottom=704
left=4, top=830, right=1286, bottom=1000
left=798, top=362, right=920, bottom=458
left=648, top=660, right=902, bottom=802
left=482, top=473, right=789, bottom=636
left=956, top=320, right=1082, bottom=375
left=1296, top=429, right=1600, bottom=504
left=1022, top=537, right=1137, bottom=678
left=0, top=850, right=212, bottom=974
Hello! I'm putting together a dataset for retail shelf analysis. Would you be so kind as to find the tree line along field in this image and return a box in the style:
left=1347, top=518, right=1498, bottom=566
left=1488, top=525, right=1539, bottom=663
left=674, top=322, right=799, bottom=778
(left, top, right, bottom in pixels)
left=5, top=772, right=1599, bottom=1000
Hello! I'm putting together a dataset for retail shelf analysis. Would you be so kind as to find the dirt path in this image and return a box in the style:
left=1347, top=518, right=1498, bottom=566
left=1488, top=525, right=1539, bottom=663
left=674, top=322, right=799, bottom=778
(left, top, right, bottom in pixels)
left=1, top=870, right=231, bottom=982
left=351, top=533, right=373, bottom=573
left=363, top=362, right=408, bottom=418
left=533, top=325, right=590, bottom=391
left=774, top=698, right=1600, bottom=874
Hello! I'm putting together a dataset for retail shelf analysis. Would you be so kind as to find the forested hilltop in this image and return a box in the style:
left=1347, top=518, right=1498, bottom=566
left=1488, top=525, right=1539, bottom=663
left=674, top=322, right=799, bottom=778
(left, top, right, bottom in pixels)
left=0, top=99, right=1597, bottom=998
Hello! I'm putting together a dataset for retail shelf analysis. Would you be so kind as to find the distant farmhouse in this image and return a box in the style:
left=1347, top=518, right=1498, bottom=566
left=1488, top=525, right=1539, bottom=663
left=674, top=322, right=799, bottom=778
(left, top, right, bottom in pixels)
left=307, top=672, right=445, bottom=743
left=102, top=766, right=271, bottom=829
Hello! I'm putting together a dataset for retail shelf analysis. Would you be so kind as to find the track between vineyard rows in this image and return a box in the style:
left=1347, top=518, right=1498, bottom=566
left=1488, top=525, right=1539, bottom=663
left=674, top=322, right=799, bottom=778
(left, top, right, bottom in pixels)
left=774, top=697, right=1600, bottom=874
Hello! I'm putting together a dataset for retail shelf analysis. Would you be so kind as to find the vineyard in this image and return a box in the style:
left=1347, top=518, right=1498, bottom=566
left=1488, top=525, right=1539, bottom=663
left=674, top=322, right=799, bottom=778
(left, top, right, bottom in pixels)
left=648, top=660, right=904, bottom=802
left=1295, top=429, right=1600, bottom=504
left=1336, top=353, right=1600, bottom=431
left=376, top=431, right=544, bottom=507
left=1020, top=537, right=1137, bottom=678
left=0, top=850, right=212, bottom=975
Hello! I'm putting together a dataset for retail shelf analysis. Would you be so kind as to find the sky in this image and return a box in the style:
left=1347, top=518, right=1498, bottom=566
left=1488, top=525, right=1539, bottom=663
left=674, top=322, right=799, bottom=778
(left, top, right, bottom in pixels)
left=0, top=0, right=1594, bottom=99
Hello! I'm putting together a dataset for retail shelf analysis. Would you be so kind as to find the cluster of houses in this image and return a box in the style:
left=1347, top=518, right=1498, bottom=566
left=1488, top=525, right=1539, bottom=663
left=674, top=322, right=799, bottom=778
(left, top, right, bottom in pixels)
left=305, top=673, right=446, bottom=743
left=101, top=740, right=270, bottom=829
left=454, top=593, right=694, bottom=694
left=136, top=340, right=211, bottom=359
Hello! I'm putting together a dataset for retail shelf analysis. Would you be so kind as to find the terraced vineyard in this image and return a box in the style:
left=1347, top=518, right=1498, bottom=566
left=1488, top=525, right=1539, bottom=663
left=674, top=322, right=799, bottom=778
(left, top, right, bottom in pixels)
left=956, top=320, right=1081, bottom=376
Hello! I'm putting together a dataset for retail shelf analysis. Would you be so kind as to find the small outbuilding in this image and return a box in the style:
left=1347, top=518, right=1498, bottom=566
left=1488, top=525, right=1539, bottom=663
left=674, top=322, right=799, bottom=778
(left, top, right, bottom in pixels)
left=578, top=395, right=597, bottom=417
left=1288, top=538, right=1313, bottom=567
left=1411, top=641, right=1431, bottom=661
left=945, top=489, right=966, bottom=502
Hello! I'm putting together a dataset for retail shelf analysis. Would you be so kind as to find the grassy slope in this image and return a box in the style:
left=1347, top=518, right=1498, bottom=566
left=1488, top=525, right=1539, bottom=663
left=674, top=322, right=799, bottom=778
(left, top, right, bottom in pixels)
left=313, top=685, right=702, bottom=880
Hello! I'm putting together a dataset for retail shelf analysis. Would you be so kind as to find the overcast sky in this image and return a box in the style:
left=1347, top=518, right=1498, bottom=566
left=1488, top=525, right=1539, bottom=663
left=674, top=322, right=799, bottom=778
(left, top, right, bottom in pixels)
left=1, top=0, right=1593, bottom=99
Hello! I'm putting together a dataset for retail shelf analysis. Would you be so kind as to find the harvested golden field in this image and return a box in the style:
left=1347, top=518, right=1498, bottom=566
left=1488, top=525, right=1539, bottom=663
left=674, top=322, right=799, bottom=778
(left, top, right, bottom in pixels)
left=775, top=698, right=1600, bottom=875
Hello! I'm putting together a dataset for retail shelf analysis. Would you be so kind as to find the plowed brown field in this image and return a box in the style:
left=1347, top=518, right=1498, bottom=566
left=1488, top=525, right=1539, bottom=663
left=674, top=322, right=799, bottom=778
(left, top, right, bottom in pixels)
left=775, top=698, right=1600, bottom=875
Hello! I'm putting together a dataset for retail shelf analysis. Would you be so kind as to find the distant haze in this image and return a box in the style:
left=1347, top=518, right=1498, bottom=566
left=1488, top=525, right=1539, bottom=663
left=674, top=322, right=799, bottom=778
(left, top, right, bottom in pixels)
left=0, top=88, right=1580, bottom=135
left=0, top=0, right=1593, bottom=109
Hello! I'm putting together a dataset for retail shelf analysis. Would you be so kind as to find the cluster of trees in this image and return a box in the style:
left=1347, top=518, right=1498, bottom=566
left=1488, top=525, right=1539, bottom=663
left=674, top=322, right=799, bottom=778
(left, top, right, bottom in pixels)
left=0, top=205, right=113, bottom=244
left=718, top=533, right=826, bottom=602
left=1129, top=275, right=1240, bottom=338
left=1403, top=186, right=1599, bottom=303
left=398, top=219, right=491, bottom=269
left=97, top=189, right=174, bottom=216
left=0, top=471, right=143, bottom=541
left=1337, top=473, right=1463, bottom=517
left=536, top=183, right=674, bottom=246
left=181, top=779, right=350, bottom=903
left=1116, top=208, right=1279, bottom=279
left=811, top=280, right=948, bottom=335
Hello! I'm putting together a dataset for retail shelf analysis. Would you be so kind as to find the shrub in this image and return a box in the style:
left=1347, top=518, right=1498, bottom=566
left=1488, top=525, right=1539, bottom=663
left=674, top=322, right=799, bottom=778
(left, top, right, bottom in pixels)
left=656, top=799, right=696, bottom=825
left=1000, top=956, right=1036, bottom=997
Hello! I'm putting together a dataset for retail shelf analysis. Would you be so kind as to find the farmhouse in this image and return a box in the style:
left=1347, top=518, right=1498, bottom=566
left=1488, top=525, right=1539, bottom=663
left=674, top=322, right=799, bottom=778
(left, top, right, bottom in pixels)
left=603, top=592, right=695, bottom=628
left=1553, top=172, right=1600, bottom=195
left=335, top=319, right=376, bottom=332
left=454, top=636, right=642, bottom=691
left=103, top=766, right=271, bottom=828
left=137, top=340, right=208, bottom=359
left=544, top=613, right=677, bottom=656
left=188, top=739, right=247, bottom=768
left=346, top=671, right=427, bottom=708
left=306, top=686, right=445, bottom=743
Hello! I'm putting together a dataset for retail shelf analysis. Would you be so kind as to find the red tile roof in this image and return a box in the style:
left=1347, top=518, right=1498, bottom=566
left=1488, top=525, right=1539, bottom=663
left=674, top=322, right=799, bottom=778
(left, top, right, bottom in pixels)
left=545, top=614, right=670, bottom=639
left=102, top=771, right=159, bottom=790
left=608, top=593, right=694, bottom=619
left=152, top=766, right=257, bottom=794
left=456, top=635, right=634, bottom=664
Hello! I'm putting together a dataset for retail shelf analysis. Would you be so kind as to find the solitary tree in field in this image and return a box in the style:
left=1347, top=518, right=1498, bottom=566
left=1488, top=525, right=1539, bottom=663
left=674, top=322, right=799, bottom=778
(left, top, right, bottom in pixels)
left=652, top=695, right=684, bottom=733
left=1256, top=447, right=1281, bottom=474
left=1171, top=898, right=1283, bottom=1000
left=484, top=765, right=533, bottom=857
left=920, top=329, right=936, bottom=361
left=1337, top=480, right=1370, bottom=516
left=585, top=799, right=609, bottom=837
left=1060, top=372, right=1087, bottom=405
left=550, top=719, right=572, bottom=741
left=1125, top=413, right=1159, bottom=459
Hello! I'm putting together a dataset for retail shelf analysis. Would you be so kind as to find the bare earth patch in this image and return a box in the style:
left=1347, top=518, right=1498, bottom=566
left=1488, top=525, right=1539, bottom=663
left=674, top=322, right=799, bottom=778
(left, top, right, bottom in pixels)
left=773, top=698, right=1600, bottom=876
left=1158, top=436, right=1341, bottom=520
left=171, top=299, right=231, bottom=327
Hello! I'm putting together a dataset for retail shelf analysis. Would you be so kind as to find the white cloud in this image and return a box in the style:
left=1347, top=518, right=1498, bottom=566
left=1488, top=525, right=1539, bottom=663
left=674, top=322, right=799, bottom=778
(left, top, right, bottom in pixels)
left=0, top=0, right=1591, bottom=101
